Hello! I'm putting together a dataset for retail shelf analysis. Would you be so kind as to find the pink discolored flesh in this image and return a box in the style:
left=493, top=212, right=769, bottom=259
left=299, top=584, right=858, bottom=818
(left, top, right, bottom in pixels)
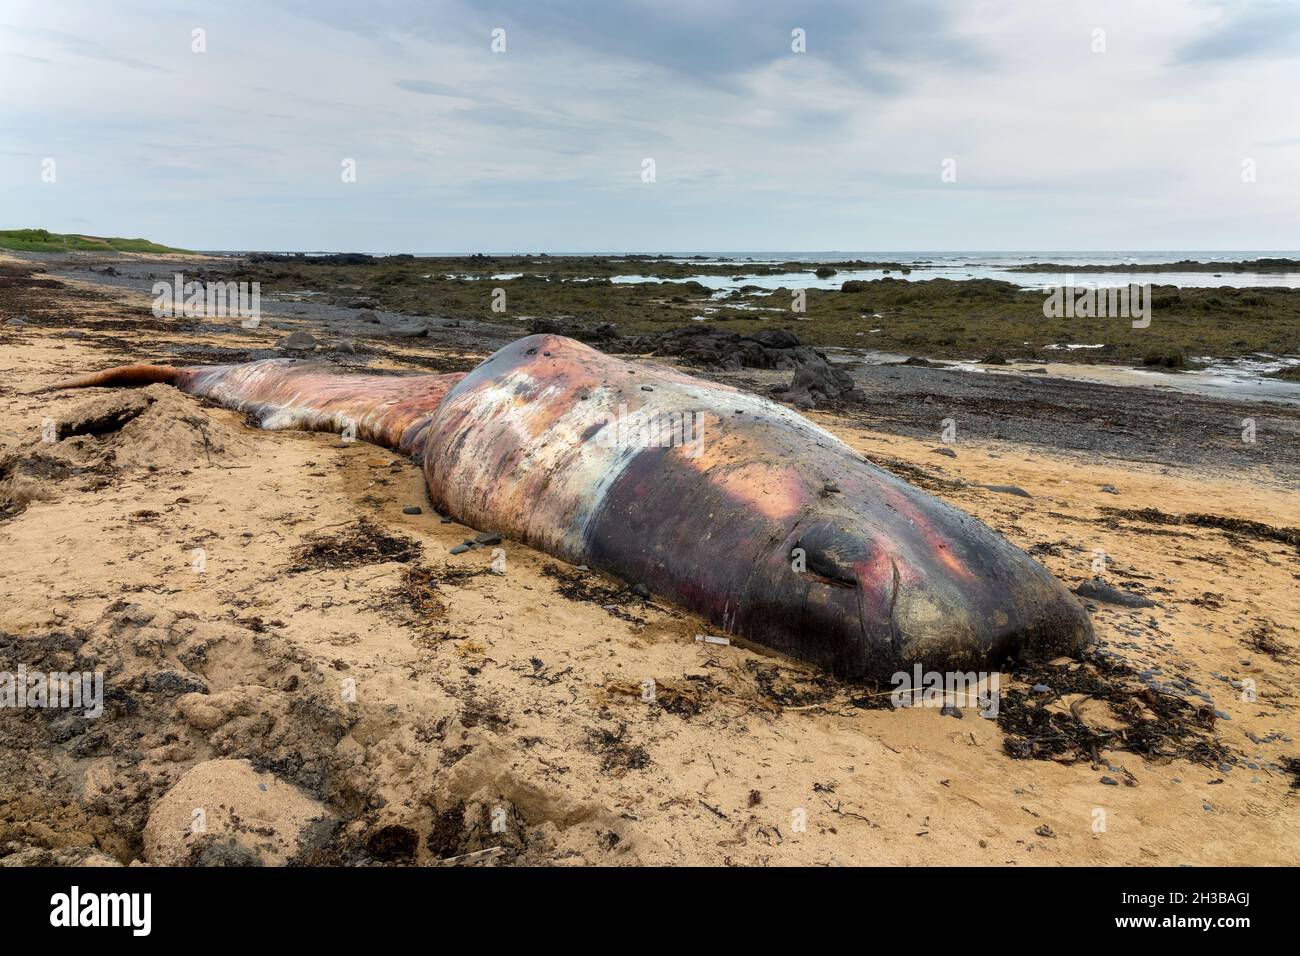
left=176, top=360, right=465, bottom=458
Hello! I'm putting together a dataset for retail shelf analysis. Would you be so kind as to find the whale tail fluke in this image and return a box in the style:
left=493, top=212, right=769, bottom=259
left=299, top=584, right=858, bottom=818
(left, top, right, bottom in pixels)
left=46, top=358, right=466, bottom=458
left=48, top=363, right=182, bottom=391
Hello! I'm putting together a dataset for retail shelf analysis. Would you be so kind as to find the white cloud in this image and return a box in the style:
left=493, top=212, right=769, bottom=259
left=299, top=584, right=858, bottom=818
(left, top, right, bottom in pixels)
left=0, top=0, right=1295, bottom=250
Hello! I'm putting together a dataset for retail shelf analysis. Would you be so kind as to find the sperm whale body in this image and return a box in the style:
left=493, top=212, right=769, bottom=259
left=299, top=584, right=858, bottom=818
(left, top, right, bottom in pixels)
left=54, top=333, right=1093, bottom=679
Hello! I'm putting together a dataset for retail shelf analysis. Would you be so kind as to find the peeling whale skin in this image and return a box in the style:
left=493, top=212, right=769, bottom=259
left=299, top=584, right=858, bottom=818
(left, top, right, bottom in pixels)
left=54, top=334, right=1093, bottom=679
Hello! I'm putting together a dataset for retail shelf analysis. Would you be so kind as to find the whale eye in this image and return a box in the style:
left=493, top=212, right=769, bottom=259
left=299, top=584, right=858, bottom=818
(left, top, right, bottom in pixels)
left=794, top=539, right=859, bottom=588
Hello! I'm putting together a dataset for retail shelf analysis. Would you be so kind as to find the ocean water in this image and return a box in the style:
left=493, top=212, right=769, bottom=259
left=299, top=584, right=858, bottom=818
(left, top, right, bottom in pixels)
left=620, top=251, right=1300, bottom=291
left=364, top=250, right=1300, bottom=290
left=271, top=249, right=1300, bottom=289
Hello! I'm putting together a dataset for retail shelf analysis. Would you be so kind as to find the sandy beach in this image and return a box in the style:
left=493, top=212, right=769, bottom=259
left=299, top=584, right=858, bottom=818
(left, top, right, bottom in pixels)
left=2, top=252, right=1297, bottom=867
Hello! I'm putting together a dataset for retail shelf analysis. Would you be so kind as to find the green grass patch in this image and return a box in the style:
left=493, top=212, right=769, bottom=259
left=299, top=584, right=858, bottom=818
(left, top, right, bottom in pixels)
left=0, top=228, right=189, bottom=254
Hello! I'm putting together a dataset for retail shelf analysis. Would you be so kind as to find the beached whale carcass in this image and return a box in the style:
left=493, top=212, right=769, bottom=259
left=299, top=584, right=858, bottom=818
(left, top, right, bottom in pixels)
left=53, top=333, right=1093, bottom=679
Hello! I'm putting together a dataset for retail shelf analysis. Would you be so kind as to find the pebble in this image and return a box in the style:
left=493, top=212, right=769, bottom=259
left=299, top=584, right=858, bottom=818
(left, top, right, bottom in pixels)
left=449, top=544, right=472, bottom=555
left=402, top=506, right=422, bottom=515
left=940, top=704, right=963, bottom=719
left=1031, top=683, right=1052, bottom=694
left=474, top=532, right=502, bottom=546
left=1100, top=776, right=1118, bottom=786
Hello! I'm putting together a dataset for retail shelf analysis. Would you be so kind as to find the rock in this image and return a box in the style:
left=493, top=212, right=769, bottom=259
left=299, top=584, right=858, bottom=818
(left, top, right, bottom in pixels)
left=280, top=331, right=317, bottom=351
left=633, top=326, right=805, bottom=373
left=346, top=298, right=378, bottom=310
left=402, top=506, right=423, bottom=515
left=529, top=317, right=620, bottom=344
left=1100, top=484, right=1120, bottom=494
left=1100, top=776, right=1119, bottom=786
left=250, top=252, right=373, bottom=266
left=143, top=759, right=331, bottom=866
left=1031, top=684, right=1052, bottom=694
left=932, top=447, right=957, bottom=458
left=977, top=484, right=1032, bottom=498
left=749, top=329, right=800, bottom=349
left=775, top=348, right=861, bottom=409
left=335, top=338, right=358, bottom=353
left=939, top=703, right=963, bottom=719
left=389, top=325, right=428, bottom=339
left=450, top=544, right=472, bottom=555
left=632, top=582, right=650, bottom=599
left=814, top=267, right=837, bottom=279
left=357, top=310, right=380, bottom=324
left=1074, top=579, right=1156, bottom=608
left=473, top=532, right=502, bottom=546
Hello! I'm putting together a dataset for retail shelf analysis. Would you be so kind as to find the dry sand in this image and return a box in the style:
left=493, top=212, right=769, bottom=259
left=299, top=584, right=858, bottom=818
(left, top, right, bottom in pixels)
left=1, top=255, right=1297, bottom=866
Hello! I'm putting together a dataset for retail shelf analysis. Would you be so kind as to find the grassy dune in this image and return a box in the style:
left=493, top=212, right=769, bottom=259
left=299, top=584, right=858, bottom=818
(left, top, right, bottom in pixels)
left=0, top=228, right=188, bottom=254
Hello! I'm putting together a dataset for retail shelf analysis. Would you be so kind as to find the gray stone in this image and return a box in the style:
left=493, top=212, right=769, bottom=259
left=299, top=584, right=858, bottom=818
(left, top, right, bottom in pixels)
left=1074, top=579, right=1156, bottom=608
left=281, top=331, right=317, bottom=351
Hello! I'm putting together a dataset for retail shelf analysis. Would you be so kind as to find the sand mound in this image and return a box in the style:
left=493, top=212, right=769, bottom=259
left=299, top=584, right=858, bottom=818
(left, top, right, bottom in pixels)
left=143, top=759, right=332, bottom=866
left=0, top=384, right=253, bottom=517
left=57, top=383, right=253, bottom=469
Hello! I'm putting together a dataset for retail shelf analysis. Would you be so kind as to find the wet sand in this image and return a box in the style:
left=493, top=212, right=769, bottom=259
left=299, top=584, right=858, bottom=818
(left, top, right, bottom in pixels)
left=1, top=253, right=1298, bottom=866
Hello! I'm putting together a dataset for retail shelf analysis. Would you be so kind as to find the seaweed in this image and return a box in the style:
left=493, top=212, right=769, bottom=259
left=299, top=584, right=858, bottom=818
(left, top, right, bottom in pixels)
left=997, top=654, right=1230, bottom=767
left=287, top=518, right=421, bottom=572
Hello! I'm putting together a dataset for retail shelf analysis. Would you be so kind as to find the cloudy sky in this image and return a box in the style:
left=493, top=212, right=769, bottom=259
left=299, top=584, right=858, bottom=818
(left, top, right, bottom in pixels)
left=3, top=0, right=1298, bottom=252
